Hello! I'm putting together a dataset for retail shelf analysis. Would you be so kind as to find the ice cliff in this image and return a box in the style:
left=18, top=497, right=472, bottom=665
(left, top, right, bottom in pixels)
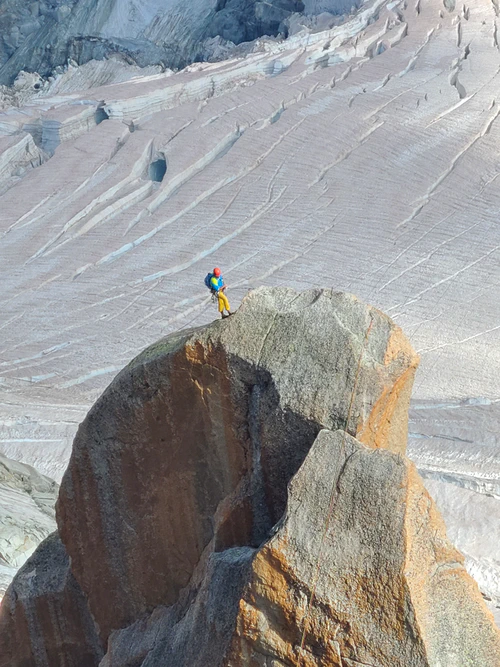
left=0, top=453, right=57, bottom=598
left=1, top=288, right=499, bottom=666
left=0, top=0, right=337, bottom=85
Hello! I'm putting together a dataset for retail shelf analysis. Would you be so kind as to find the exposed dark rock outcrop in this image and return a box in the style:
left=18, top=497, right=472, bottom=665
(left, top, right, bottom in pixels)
left=207, top=0, right=305, bottom=43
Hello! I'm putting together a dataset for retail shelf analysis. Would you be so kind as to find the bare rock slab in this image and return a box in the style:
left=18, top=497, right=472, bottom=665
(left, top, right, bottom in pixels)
left=228, top=430, right=500, bottom=666
left=103, top=430, right=500, bottom=666
left=3, top=287, right=499, bottom=667
left=56, top=287, right=418, bottom=641
left=0, top=532, right=103, bottom=667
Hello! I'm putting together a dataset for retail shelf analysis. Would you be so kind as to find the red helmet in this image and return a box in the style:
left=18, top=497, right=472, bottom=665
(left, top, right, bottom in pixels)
left=213, top=267, right=221, bottom=277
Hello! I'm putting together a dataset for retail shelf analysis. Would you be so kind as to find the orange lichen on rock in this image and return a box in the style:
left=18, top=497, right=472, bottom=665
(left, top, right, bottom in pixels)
left=4, top=288, right=498, bottom=667
left=356, top=363, right=418, bottom=454
left=223, top=430, right=500, bottom=667
left=54, top=288, right=424, bottom=642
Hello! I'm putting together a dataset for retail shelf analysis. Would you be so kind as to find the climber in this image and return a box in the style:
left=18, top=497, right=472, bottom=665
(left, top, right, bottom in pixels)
left=205, top=267, right=232, bottom=319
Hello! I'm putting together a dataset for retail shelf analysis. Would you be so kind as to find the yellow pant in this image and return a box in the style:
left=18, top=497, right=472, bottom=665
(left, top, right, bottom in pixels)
left=217, top=290, right=230, bottom=313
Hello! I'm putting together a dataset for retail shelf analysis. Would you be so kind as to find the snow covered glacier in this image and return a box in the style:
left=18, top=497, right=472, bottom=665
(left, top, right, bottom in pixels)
left=0, top=0, right=499, bottom=622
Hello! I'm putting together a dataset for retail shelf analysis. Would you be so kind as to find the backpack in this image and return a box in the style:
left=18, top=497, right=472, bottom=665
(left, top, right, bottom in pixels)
left=204, top=272, right=214, bottom=291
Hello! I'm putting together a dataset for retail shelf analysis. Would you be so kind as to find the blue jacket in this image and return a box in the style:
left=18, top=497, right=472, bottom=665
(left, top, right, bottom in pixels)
left=210, top=275, right=224, bottom=291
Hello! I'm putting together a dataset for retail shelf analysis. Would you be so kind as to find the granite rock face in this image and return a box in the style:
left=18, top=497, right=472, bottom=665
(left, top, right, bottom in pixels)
left=226, top=430, right=500, bottom=666
left=102, top=431, right=500, bottom=666
left=0, top=532, right=103, bottom=667
left=57, top=287, right=419, bottom=641
left=2, top=288, right=500, bottom=666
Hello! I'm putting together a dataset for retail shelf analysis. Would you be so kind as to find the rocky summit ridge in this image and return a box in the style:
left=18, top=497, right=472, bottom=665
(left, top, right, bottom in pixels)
left=0, top=287, right=499, bottom=666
